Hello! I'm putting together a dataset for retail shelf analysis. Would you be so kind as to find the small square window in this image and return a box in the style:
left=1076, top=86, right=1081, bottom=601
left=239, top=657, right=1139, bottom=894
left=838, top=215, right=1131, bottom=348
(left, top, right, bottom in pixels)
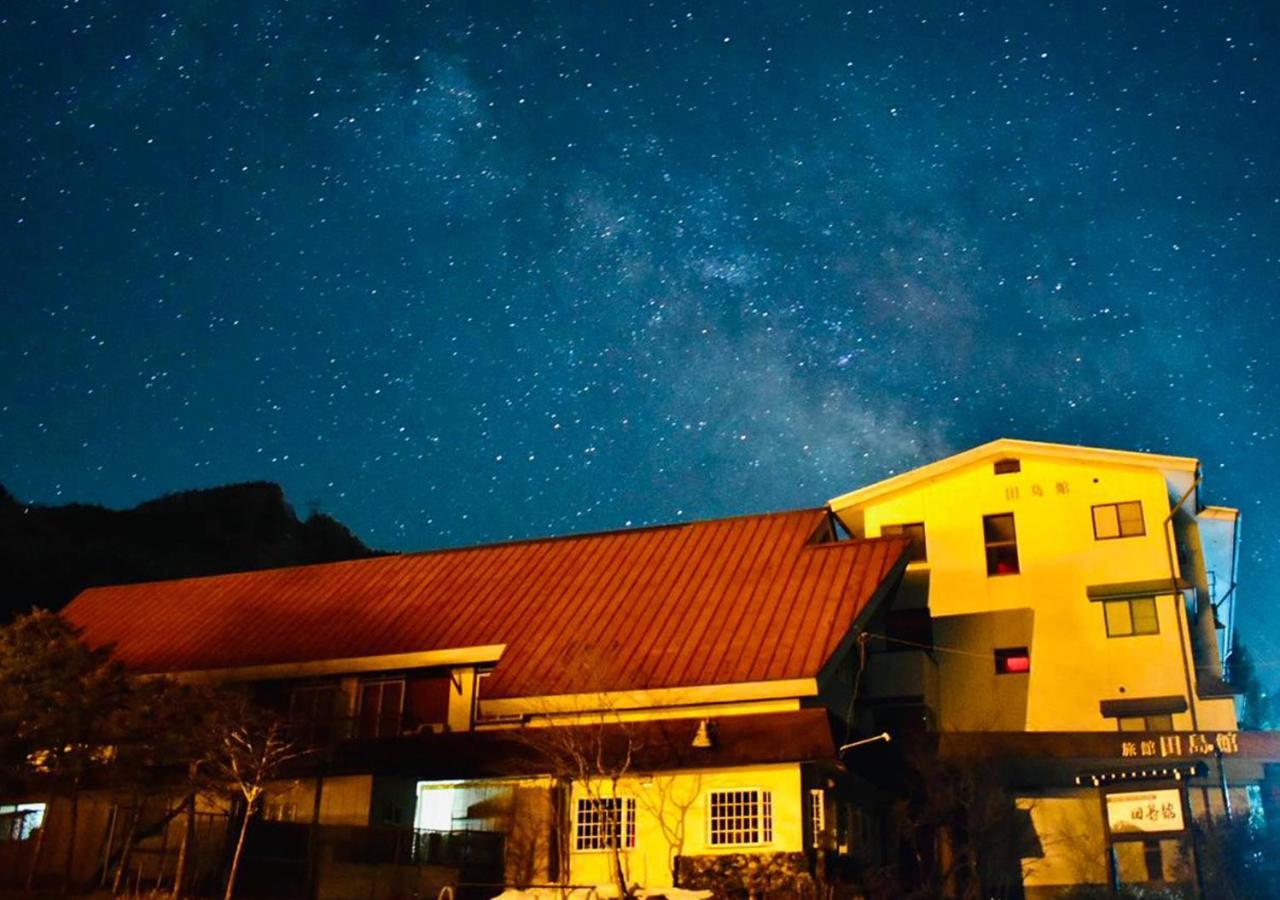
left=983, top=513, right=1020, bottom=576
left=993, top=458, right=1021, bottom=475
left=881, top=522, right=927, bottom=563
left=994, top=647, right=1031, bottom=674
left=1104, top=597, right=1159, bottom=637
left=1092, top=501, right=1145, bottom=540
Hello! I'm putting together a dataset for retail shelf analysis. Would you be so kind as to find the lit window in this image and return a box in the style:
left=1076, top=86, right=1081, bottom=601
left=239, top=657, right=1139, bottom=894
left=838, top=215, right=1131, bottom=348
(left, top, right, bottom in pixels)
left=994, top=458, right=1021, bottom=475
left=357, top=679, right=405, bottom=739
left=1104, top=597, right=1159, bottom=637
left=574, top=797, right=636, bottom=851
left=881, top=522, right=927, bottom=563
left=708, top=789, right=773, bottom=847
left=1093, top=501, right=1145, bottom=540
left=1118, top=714, right=1174, bottom=732
left=263, top=802, right=297, bottom=822
left=809, top=789, right=826, bottom=848
left=0, top=804, right=45, bottom=842
left=983, top=513, right=1020, bottom=576
left=994, top=647, right=1031, bottom=674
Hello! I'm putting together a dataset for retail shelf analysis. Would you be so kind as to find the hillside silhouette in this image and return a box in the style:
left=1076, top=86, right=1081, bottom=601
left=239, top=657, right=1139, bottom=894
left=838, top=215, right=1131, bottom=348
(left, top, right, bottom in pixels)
left=0, top=482, right=379, bottom=620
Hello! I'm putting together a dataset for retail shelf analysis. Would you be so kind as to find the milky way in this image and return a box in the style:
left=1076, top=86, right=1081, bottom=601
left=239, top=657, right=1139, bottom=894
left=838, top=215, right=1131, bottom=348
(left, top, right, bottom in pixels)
left=1, top=4, right=1277, bottom=654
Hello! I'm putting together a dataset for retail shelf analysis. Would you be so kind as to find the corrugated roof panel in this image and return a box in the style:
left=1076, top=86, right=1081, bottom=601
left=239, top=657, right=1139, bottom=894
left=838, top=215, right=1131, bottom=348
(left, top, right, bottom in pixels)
left=62, top=509, right=908, bottom=698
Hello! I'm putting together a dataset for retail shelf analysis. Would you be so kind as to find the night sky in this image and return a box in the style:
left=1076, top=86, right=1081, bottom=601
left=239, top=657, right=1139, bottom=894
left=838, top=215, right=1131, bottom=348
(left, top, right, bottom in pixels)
left=1, top=5, right=1277, bottom=654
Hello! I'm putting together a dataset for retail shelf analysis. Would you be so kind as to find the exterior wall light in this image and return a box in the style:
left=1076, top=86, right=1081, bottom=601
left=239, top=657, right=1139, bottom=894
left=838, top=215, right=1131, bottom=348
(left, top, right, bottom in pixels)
left=839, top=732, right=891, bottom=754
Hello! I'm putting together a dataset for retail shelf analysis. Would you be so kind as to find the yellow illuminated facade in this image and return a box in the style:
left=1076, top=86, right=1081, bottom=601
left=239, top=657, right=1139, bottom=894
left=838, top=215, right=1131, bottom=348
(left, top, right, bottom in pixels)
left=830, top=438, right=1246, bottom=895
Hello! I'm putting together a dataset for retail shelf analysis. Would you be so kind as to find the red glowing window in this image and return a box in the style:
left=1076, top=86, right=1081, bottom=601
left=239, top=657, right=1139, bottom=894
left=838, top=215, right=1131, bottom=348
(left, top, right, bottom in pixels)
left=994, top=647, right=1031, bottom=675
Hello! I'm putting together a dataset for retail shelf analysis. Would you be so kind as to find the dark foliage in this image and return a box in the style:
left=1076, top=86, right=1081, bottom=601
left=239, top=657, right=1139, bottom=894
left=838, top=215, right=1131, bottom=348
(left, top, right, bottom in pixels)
left=0, top=481, right=379, bottom=621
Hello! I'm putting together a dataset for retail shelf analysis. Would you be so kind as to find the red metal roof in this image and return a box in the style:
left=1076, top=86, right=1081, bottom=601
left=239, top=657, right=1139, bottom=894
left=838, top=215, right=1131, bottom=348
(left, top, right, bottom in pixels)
left=62, top=508, right=907, bottom=699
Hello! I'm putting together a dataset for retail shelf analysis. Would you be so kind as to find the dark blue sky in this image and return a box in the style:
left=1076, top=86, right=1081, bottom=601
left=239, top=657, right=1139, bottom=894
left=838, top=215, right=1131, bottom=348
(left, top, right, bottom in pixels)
left=2, top=3, right=1277, bottom=651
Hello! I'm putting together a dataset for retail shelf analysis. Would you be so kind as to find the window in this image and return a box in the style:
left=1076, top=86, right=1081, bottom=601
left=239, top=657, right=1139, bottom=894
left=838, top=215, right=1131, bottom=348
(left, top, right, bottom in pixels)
left=0, top=804, right=45, bottom=842
left=983, top=513, right=1020, bottom=576
left=574, top=797, right=636, bottom=851
left=881, top=523, right=927, bottom=563
left=289, top=683, right=339, bottom=745
left=994, top=647, right=1031, bottom=674
left=264, top=802, right=297, bottom=823
left=1093, top=501, right=1145, bottom=540
left=993, top=458, right=1021, bottom=475
left=357, top=678, right=405, bottom=739
left=1104, top=597, right=1159, bottom=637
left=1118, top=714, right=1174, bottom=732
left=809, top=789, right=826, bottom=848
left=708, top=789, right=773, bottom=846
left=472, top=669, right=492, bottom=724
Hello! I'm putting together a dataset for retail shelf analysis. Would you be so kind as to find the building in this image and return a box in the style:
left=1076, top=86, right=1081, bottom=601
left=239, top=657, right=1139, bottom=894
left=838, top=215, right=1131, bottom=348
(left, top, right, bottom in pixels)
left=828, top=438, right=1259, bottom=894
left=30, top=508, right=909, bottom=897
left=4, top=438, right=1274, bottom=898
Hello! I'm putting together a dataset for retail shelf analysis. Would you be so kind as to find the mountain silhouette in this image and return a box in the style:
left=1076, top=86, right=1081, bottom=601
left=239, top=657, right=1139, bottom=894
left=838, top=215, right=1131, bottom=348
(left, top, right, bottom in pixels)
left=0, top=481, right=379, bottom=620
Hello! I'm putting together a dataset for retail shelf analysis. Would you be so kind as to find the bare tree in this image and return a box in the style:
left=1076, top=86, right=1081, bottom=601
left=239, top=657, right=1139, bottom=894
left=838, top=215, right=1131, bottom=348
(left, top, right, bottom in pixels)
left=203, top=708, right=307, bottom=900
left=634, top=772, right=701, bottom=887
left=862, top=752, right=1035, bottom=899
left=515, top=703, right=640, bottom=900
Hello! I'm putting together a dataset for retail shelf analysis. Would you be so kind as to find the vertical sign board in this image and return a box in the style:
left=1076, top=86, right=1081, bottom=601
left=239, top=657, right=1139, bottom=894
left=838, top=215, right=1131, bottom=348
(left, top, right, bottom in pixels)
left=1098, top=781, right=1193, bottom=891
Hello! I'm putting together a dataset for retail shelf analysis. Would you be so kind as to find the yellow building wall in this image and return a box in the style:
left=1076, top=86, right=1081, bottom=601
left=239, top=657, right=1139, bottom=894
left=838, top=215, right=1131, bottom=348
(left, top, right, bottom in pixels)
left=567, top=763, right=804, bottom=890
left=836, top=454, right=1238, bottom=733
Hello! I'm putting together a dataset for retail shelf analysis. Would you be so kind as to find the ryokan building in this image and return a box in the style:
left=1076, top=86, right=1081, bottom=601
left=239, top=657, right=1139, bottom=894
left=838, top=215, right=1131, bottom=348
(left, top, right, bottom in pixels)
left=7, top=438, right=1275, bottom=898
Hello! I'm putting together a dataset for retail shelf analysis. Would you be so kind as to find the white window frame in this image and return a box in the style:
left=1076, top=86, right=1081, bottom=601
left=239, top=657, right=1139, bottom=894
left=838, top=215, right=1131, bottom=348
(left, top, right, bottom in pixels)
left=573, top=796, right=637, bottom=853
left=356, top=677, right=406, bottom=739
left=706, top=788, right=773, bottom=848
left=809, top=788, right=825, bottom=849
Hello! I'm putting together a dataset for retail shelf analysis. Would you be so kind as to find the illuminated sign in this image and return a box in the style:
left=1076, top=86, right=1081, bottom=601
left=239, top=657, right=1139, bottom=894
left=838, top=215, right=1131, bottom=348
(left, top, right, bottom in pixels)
left=1105, top=788, right=1185, bottom=836
left=1119, top=731, right=1239, bottom=760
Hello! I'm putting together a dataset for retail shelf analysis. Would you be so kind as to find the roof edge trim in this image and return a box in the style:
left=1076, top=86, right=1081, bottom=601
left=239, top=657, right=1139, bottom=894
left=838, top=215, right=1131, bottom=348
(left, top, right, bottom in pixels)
left=163, top=644, right=507, bottom=682
left=828, top=438, right=1200, bottom=511
left=480, top=677, right=819, bottom=718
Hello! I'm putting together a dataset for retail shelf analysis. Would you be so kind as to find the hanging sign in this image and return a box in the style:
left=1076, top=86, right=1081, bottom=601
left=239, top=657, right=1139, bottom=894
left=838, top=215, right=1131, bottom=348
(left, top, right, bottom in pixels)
left=1104, top=788, right=1186, bottom=836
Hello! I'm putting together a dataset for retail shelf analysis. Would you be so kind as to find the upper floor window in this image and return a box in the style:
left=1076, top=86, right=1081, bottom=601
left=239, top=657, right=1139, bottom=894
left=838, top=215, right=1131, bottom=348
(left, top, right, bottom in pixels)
left=574, top=797, right=636, bottom=851
left=993, top=458, right=1021, bottom=475
left=357, top=678, right=405, bottom=739
left=708, top=789, right=773, bottom=847
left=1104, top=596, right=1159, bottom=637
left=983, top=513, right=1020, bottom=576
left=1118, top=714, right=1174, bottom=732
left=881, top=522, right=927, bottom=563
left=289, top=683, right=340, bottom=745
left=1093, top=501, right=1145, bottom=540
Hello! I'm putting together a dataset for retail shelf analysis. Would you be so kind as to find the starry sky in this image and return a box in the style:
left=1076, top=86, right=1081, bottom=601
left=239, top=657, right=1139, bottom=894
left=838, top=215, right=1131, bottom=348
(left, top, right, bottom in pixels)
left=1, top=4, right=1277, bottom=651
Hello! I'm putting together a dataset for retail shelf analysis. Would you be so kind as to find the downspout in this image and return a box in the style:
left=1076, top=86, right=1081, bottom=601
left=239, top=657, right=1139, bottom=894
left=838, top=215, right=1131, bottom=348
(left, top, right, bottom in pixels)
left=1164, top=472, right=1203, bottom=732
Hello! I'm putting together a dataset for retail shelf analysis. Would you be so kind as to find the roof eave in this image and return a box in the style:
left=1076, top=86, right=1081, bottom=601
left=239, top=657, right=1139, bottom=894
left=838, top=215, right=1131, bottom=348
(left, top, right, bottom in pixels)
left=828, top=438, right=1200, bottom=511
